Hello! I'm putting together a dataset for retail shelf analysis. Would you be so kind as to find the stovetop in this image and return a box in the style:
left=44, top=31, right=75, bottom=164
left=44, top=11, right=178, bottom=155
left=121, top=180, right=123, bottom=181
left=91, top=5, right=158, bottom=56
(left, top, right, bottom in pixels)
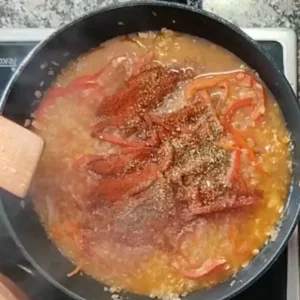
left=0, top=28, right=298, bottom=300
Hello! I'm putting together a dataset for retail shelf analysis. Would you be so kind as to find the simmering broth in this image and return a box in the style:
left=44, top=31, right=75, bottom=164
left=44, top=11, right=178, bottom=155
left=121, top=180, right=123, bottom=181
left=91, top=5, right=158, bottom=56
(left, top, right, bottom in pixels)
left=31, top=29, right=291, bottom=298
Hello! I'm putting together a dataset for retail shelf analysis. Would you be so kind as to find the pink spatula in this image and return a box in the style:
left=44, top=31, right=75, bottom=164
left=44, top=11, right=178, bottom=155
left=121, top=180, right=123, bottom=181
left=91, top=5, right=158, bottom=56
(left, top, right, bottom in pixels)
left=0, top=116, right=44, bottom=198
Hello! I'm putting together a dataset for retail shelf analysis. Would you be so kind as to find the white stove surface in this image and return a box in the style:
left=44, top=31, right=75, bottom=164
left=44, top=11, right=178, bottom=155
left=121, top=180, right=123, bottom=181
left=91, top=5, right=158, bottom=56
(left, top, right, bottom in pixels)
left=0, top=27, right=297, bottom=300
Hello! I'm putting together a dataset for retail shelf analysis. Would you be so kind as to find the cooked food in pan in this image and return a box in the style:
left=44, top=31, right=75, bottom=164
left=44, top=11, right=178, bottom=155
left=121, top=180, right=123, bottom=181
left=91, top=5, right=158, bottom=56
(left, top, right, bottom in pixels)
left=31, top=29, right=291, bottom=298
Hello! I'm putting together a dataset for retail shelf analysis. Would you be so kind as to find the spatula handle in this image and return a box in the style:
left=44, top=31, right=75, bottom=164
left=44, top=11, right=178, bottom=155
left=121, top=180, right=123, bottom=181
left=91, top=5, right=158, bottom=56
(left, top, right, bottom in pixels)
left=0, top=116, right=44, bottom=198
left=0, top=273, right=29, bottom=300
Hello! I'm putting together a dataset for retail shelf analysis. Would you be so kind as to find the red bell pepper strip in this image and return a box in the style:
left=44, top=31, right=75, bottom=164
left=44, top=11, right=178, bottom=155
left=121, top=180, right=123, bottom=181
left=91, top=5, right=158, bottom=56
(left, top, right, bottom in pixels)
left=67, top=264, right=82, bottom=277
left=184, top=70, right=266, bottom=120
left=188, top=193, right=259, bottom=216
left=226, top=125, right=266, bottom=174
left=95, top=163, right=159, bottom=201
left=217, top=80, right=230, bottom=100
left=47, top=81, right=99, bottom=98
left=226, top=150, right=248, bottom=192
left=172, top=258, right=227, bottom=279
left=46, top=57, right=120, bottom=98
left=227, top=150, right=241, bottom=183
left=72, top=154, right=104, bottom=170
left=99, top=132, right=155, bottom=149
left=251, top=82, right=266, bottom=120
left=35, top=56, right=124, bottom=119
left=72, top=147, right=152, bottom=171
left=227, top=125, right=256, bottom=162
left=184, top=70, right=255, bottom=100
left=224, top=98, right=253, bottom=119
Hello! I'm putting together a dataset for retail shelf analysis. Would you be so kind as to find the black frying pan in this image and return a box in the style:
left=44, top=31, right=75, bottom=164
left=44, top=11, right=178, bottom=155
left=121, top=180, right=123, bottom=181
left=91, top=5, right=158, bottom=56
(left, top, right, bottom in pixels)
left=0, top=2, right=300, bottom=300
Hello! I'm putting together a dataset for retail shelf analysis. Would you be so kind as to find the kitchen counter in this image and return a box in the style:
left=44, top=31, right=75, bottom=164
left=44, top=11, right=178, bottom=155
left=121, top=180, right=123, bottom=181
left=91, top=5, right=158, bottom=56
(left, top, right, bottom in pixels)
left=0, top=0, right=299, bottom=90
left=0, top=0, right=297, bottom=29
left=0, top=0, right=297, bottom=30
